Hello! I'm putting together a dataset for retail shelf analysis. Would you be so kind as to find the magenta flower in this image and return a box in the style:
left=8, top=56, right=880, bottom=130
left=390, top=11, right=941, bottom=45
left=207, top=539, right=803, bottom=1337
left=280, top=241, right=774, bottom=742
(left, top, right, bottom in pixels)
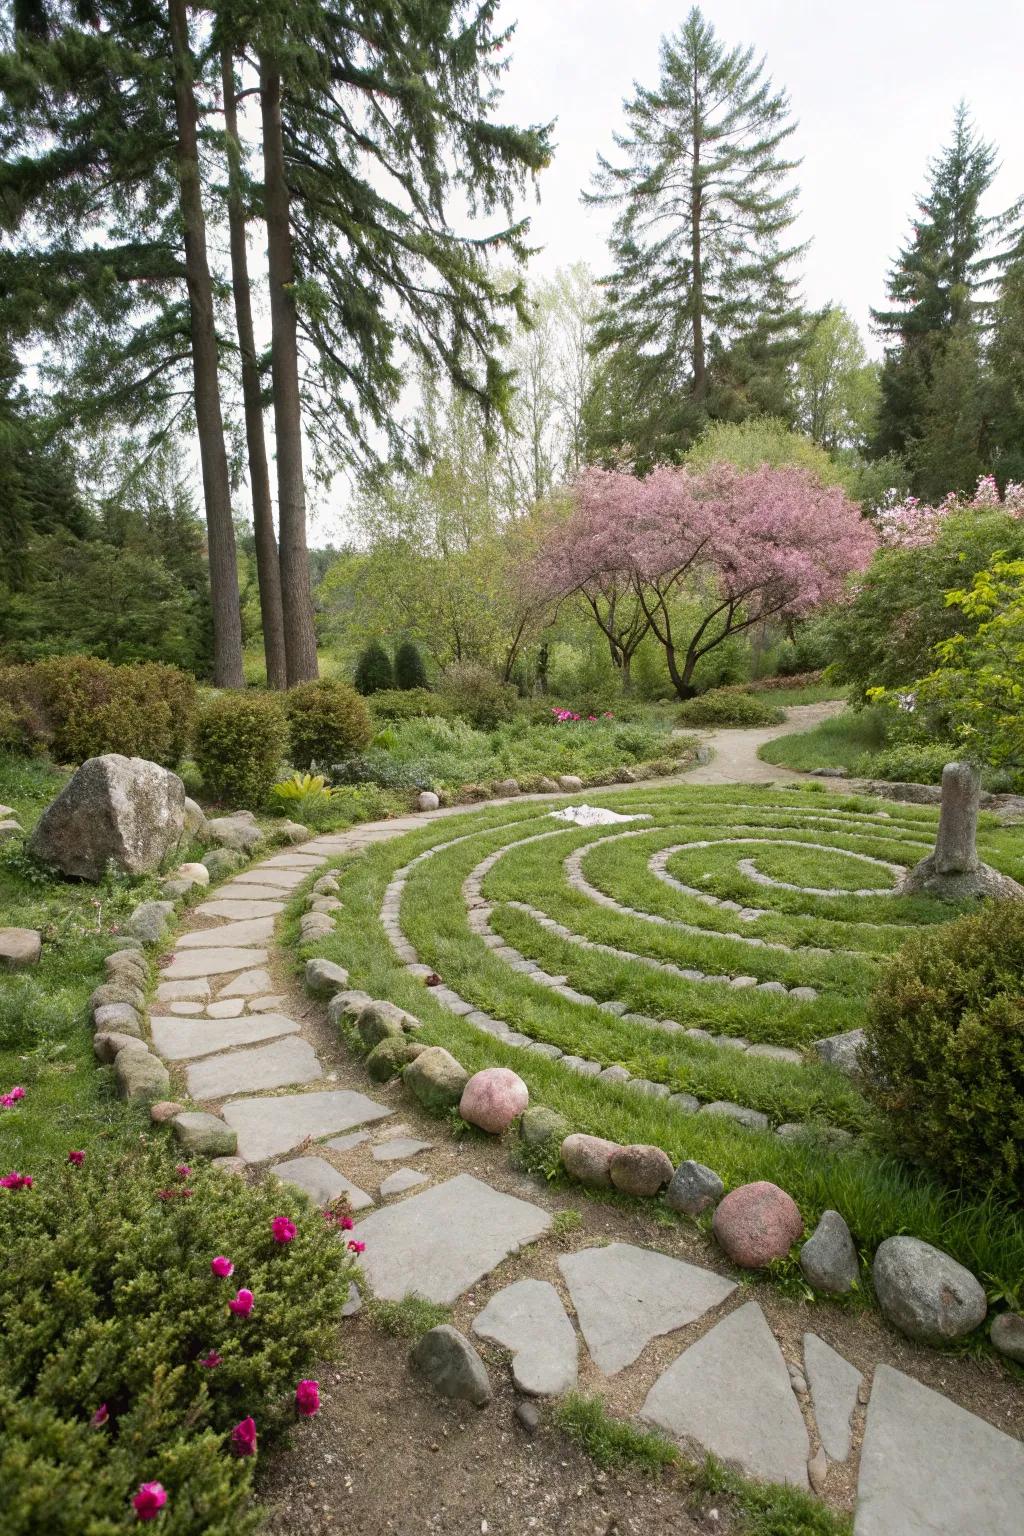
left=295, top=1379, right=320, bottom=1417
left=68, top=1150, right=85, bottom=1166
left=340, top=1215, right=354, bottom=1232
left=157, top=1187, right=192, bottom=1200
left=228, top=1288, right=254, bottom=1316
left=210, top=1256, right=234, bottom=1278
left=0, top=1085, right=25, bottom=1108
left=132, top=1482, right=167, bottom=1521
left=90, top=1403, right=110, bottom=1428
left=0, top=1171, right=32, bottom=1190
left=175, top=1164, right=192, bottom=1180
left=347, top=1240, right=366, bottom=1255
left=198, top=1350, right=222, bottom=1369
left=230, top=1417, right=257, bottom=1457
left=271, top=1216, right=297, bottom=1244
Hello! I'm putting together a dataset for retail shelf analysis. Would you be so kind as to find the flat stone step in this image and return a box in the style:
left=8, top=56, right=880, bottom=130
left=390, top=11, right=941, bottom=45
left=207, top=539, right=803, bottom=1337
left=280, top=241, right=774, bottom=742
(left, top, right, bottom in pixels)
left=355, top=1173, right=551, bottom=1305
left=219, top=968, right=274, bottom=997
left=156, top=979, right=211, bottom=1003
left=559, top=1243, right=736, bottom=1376
left=151, top=1013, right=300, bottom=1061
left=175, top=917, right=275, bottom=949
left=855, top=1363, right=1024, bottom=1536
left=233, top=869, right=308, bottom=889
left=214, top=882, right=296, bottom=902
left=272, top=1155, right=373, bottom=1209
left=259, top=853, right=328, bottom=869
left=206, top=998, right=245, bottom=1017
left=222, top=1089, right=393, bottom=1161
left=803, top=1332, right=861, bottom=1463
left=163, top=947, right=269, bottom=980
left=641, top=1301, right=809, bottom=1488
left=185, top=1036, right=321, bottom=1099
left=380, top=1167, right=429, bottom=1198
left=472, top=1278, right=578, bottom=1397
left=196, top=899, right=286, bottom=920
left=372, top=1137, right=434, bottom=1162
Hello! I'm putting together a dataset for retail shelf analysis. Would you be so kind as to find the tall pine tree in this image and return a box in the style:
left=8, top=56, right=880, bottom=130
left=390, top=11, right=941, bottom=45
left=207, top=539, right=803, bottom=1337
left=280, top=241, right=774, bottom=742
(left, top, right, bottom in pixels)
left=871, top=103, right=1014, bottom=495
left=585, top=5, right=804, bottom=469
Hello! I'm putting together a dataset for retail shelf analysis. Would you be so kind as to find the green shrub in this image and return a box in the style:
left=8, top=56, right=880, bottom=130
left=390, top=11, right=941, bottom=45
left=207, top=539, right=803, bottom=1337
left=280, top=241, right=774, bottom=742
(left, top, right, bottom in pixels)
left=856, top=741, right=956, bottom=785
left=677, top=689, right=785, bottom=728
left=864, top=901, right=1024, bottom=1199
left=394, top=641, right=428, bottom=690
left=439, top=662, right=517, bottom=729
left=270, top=771, right=336, bottom=827
left=369, top=688, right=442, bottom=721
left=193, top=691, right=288, bottom=806
left=0, top=657, right=197, bottom=766
left=284, top=680, right=372, bottom=770
left=0, top=1146, right=353, bottom=1535
left=353, top=643, right=393, bottom=695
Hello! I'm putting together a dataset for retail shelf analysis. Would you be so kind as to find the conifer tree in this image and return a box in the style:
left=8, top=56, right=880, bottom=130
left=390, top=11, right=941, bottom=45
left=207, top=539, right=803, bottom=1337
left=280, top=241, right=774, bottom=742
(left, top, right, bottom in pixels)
left=585, top=5, right=803, bottom=468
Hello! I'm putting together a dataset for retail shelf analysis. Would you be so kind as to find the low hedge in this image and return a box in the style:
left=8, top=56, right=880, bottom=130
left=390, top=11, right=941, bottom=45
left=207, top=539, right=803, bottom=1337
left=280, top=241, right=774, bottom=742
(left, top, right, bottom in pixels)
left=677, top=689, right=786, bottom=728
left=284, top=680, right=372, bottom=771
left=865, top=899, right=1024, bottom=1200
left=0, top=656, right=196, bottom=766
left=193, top=691, right=288, bottom=806
left=0, top=1146, right=353, bottom=1534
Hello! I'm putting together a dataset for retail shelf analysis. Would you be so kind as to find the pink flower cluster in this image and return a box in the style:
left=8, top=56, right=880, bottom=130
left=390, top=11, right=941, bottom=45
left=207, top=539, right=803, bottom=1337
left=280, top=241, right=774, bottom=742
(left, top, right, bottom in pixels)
left=0, top=1085, right=25, bottom=1109
left=875, top=475, right=1024, bottom=549
left=0, top=1171, right=32, bottom=1190
left=550, top=708, right=615, bottom=723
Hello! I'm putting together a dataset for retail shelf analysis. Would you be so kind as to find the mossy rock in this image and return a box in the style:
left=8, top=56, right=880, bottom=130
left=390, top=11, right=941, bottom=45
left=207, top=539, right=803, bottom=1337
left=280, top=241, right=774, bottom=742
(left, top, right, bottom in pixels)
left=366, top=1037, right=428, bottom=1083
left=520, top=1105, right=570, bottom=1150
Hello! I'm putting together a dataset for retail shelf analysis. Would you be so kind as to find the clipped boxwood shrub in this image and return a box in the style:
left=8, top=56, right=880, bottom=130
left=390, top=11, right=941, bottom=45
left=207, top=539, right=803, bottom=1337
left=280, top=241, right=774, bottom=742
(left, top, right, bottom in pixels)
left=0, top=1146, right=353, bottom=1535
left=284, top=680, right=372, bottom=770
left=394, top=640, right=428, bottom=691
left=0, top=656, right=197, bottom=766
left=677, top=689, right=785, bottom=728
left=353, top=643, right=393, bottom=695
left=193, top=691, right=288, bottom=806
left=864, top=900, right=1024, bottom=1199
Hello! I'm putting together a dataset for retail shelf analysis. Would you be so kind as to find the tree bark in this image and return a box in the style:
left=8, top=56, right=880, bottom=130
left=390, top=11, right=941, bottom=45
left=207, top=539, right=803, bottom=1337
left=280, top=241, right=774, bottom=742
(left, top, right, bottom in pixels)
left=690, top=113, right=706, bottom=402
left=167, top=0, right=244, bottom=687
left=221, top=47, right=287, bottom=690
left=259, top=57, right=318, bottom=683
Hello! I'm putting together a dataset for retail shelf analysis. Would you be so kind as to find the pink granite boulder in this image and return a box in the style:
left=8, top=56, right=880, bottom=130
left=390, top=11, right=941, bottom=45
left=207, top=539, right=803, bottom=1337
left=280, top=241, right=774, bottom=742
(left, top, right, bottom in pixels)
left=609, top=1143, right=674, bottom=1197
left=560, top=1133, right=620, bottom=1188
left=459, top=1067, right=529, bottom=1134
left=712, top=1180, right=804, bottom=1268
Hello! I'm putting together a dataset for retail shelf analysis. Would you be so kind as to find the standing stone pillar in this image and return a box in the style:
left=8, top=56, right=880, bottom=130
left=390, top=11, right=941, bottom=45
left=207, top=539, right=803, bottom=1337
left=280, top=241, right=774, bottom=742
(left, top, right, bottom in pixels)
left=900, top=761, right=1023, bottom=901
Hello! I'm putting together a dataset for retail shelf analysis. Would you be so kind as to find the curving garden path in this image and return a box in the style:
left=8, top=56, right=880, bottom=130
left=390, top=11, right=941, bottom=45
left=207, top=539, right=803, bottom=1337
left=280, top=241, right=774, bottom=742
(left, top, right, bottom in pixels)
left=144, top=737, right=1023, bottom=1536
left=680, top=699, right=844, bottom=785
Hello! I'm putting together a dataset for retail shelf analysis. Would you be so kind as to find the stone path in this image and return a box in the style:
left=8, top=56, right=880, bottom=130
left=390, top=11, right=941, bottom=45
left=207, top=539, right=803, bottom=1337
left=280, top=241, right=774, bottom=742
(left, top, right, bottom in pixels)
left=143, top=799, right=1023, bottom=1536
left=680, top=699, right=844, bottom=785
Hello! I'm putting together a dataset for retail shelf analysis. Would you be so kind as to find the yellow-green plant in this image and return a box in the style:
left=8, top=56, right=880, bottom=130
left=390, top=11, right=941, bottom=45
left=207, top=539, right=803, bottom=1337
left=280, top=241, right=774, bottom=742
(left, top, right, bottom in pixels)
left=270, top=772, right=335, bottom=824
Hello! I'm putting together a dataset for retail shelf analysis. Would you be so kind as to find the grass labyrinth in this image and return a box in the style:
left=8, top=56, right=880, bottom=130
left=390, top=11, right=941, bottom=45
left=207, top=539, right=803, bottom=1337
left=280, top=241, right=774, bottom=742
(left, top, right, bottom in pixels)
left=313, top=784, right=1024, bottom=1291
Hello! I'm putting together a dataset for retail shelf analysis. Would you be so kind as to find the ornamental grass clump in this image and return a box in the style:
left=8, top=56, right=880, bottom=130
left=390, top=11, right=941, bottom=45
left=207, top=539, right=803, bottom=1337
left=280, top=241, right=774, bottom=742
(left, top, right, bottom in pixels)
left=0, top=1145, right=353, bottom=1533
left=864, top=899, right=1024, bottom=1200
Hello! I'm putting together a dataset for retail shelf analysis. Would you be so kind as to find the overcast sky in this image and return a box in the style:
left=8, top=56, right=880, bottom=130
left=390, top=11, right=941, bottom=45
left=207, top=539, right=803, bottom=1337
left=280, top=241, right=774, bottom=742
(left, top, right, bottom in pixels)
left=496, top=0, right=1024, bottom=349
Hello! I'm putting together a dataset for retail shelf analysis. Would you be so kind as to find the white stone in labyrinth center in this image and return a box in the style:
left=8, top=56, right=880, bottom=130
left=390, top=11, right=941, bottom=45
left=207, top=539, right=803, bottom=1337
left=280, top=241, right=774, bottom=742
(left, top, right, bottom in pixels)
left=550, top=805, right=652, bottom=827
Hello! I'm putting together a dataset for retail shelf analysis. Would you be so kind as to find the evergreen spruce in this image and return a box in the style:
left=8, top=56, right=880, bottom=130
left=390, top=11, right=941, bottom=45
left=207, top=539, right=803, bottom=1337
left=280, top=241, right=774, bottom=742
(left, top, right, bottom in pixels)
left=585, top=5, right=804, bottom=468
left=394, top=640, right=428, bottom=691
left=354, top=642, right=394, bottom=696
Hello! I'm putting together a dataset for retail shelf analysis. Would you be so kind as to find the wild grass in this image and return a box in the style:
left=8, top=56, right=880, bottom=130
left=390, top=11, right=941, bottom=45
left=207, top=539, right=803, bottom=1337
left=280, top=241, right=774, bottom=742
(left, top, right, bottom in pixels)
left=759, top=708, right=889, bottom=774
left=364, top=1295, right=452, bottom=1339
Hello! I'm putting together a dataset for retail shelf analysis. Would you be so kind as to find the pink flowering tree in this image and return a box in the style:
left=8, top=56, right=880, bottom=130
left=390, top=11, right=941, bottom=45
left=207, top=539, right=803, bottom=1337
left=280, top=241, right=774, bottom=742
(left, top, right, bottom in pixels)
left=534, top=463, right=875, bottom=699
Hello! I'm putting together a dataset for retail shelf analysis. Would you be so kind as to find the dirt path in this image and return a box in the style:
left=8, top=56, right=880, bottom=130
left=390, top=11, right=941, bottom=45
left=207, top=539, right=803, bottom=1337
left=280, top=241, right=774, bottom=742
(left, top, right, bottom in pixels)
left=680, top=700, right=843, bottom=786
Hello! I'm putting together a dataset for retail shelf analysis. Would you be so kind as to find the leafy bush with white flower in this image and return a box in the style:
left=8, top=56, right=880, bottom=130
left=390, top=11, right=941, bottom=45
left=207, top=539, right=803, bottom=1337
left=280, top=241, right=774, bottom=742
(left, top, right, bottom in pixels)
left=0, top=1145, right=355, bottom=1533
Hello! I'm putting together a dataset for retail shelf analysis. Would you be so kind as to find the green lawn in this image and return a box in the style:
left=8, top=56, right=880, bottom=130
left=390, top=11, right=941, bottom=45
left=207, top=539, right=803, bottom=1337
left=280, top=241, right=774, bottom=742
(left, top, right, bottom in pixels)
left=758, top=708, right=889, bottom=773
left=293, top=782, right=1024, bottom=1301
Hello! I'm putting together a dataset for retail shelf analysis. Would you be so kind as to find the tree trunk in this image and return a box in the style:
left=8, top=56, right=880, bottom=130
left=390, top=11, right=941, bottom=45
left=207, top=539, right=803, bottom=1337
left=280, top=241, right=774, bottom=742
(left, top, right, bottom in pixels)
left=690, top=119, right=706, bottom=402
left=221, top=47, right=287, bottom=690
left=621, top=653, right=632, bottom=694
left=259, top=57, right=318, bottom=684
left=168, top=0, right=244, bottom=687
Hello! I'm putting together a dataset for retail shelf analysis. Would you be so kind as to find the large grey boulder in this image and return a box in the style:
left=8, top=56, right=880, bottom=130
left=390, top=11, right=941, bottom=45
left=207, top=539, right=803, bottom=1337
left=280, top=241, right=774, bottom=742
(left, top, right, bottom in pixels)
left=0, top=928, right=42, bottom=968
left=172, top=1111, right=238, bottom=1157
left=799, top=1209, right=859, bottom=1295
left=28, top=755, right=186, bottom=881
left=900, top=762, right=1024, bottom=902
left=873, top=1235, right=987, bottom=1344
left=205, top=815, right=264, bottom=853
left=128, top=900, right=176, bottom=945
left=114, top=1045, right=170, bottom=1103
left=409, top=1325, right=492, bottom=1407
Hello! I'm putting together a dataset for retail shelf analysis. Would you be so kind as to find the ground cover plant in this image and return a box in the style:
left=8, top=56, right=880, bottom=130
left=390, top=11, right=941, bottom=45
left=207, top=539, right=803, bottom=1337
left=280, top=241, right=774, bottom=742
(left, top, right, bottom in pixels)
left=291, top=782, right=1024, bottom=1302
left=0, top=1145, right=353, bottom=1534
left=677, top=690, right=786, bottom=728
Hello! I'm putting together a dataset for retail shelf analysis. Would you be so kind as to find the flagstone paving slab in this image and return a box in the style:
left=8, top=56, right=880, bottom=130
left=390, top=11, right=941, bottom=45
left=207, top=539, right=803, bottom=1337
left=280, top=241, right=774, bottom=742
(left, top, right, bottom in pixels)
left=222, top=1089, right=393, bottom=1161
left=372, top=1137, right=434, bottom=1161
left=156, top=979, right=211, bottom=1002
left=206, top=998, right=245, bottom=1017
left=472, top=1278, right=578, bottom=1396
left=326, top=1130, right=370, bottom=1153
left=803, top=1332, right=861, bottom=1462
left=260, top=853, right=327, bottom=868
left=854, top=1364, right=1024, bottom=1536
left=558, top=1242, right=736, bottom=1376
left=641, top=1301, right=809, bottom=1487
left=248, top=995, right=286, bottom=1012
left=380, top=1167, right=429, bottom=1198
left=169, top=1001, right=205, bottom=1015
left=196, top=899, right=286, bottom=920
left=151, top=1013, right=300, bottom=1061
left=354, top=1174, right=552, bottom=1304
left=272, top=1155, right=373, bottom=1209
left=215, top=882, right=296, bottom=902
left=185, top=1036, right=321, bottom=1099
left=175, top=917, right=275, bottom=948
left=234, top=869, right=308, bottom=889
left=163, top=947, right=269, bottom=980
left=219, top=968, right=274, bottom=997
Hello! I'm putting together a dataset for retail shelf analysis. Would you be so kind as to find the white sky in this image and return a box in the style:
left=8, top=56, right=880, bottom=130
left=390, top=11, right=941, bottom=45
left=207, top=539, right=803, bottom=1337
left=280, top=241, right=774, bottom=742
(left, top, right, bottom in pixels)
left=496, top=0, right=1024, bottom=346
